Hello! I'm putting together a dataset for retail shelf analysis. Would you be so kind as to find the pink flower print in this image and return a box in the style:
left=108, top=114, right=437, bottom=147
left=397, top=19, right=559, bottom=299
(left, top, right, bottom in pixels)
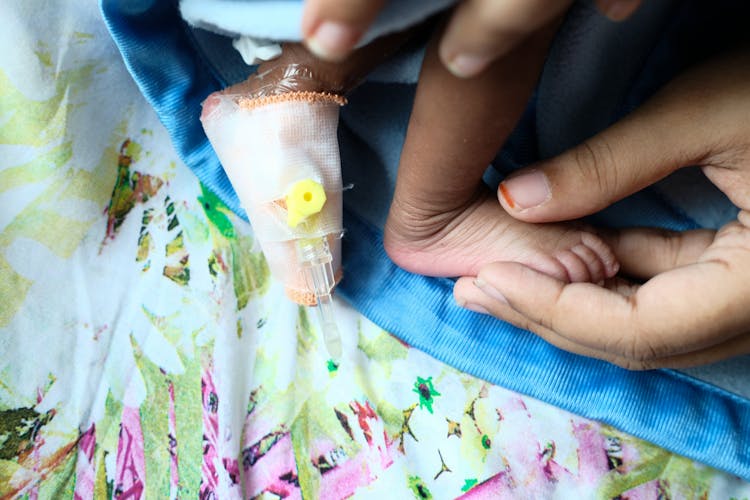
left=74, top=424, right=97, bottom=500
left=114, top=406, right=146, bottom=499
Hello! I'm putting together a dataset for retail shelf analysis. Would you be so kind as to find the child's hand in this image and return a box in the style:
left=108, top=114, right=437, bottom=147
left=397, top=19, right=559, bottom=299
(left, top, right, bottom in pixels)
left=455, top=49, right=750, bottom=369
left=300, top=0, right=641, bottom=76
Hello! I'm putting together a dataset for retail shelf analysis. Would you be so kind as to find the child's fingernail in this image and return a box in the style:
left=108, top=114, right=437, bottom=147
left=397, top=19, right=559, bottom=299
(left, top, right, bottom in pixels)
left=446, top=53, right=491, bottom=78
left=474, top=278, right=508, bottom=304
left=499, top=170, right=551, bottom=210
left=305, top=21, right=359, bottom=61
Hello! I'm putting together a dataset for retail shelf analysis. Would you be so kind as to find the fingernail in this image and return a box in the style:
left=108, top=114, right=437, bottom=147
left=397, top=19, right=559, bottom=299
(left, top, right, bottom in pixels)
left=305, top=21, right=359, bottom=61
left=599, top=0, right=636, bottom=21
left=459, top=301, right=490, bottom=314
left=499, top=170, right=551, bottom=210
left=446, top=53, right=492, bottom=78
left=474, top=278, right=508, bottom=304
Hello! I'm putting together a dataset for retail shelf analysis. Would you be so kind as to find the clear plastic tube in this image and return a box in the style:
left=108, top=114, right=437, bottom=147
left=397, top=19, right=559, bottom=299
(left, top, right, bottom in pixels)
left=296, top=237, right=342, bottom=361
left=202, top=52, right=351, bottom=361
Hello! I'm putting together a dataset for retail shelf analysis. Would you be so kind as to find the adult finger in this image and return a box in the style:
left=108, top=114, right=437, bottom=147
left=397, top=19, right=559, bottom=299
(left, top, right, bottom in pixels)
left=496, top=76, right=719, bottom=223
left=646, top=332, right=750, bottom=369
left=440, top=0, right=643, bottom=78
left=453, top=275, right=645, bottom=365
left=471, top=258, right=750, bottom=362
left=301, top=0, right=387, bottom=61
left=603, top=227, right=716, bottom=280
left=438, top=0, right=572, bottom=78
left=455, top=274, right=750, bottom=369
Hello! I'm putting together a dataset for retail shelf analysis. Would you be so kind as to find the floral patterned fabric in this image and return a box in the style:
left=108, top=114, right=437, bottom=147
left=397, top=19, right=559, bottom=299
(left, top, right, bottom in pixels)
left=1, top=2, right=749, bottom=499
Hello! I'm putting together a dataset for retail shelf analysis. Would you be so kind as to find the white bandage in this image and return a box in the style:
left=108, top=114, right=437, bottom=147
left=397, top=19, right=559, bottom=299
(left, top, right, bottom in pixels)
left=201, top=92, right=345, bottom=303
left=232, top=36, right=283, bottom=66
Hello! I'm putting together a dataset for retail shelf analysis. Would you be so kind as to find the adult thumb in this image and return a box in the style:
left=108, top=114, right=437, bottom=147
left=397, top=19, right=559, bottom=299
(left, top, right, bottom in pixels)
left=497, top=85, right=711, bottom=223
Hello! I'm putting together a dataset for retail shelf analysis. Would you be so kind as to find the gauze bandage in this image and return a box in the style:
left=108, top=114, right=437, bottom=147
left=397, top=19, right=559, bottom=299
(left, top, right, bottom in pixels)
left=201, top=62, right=348, bottom=360
left=201, top=90, right=345, bottom=302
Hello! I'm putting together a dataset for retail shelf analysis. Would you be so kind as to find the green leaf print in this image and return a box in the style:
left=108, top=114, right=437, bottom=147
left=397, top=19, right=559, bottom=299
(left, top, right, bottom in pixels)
left=0, top=407, right=55, bottom=460
left=231, top=236, right=270, bottom=311
left=198, top=185, right=235, bottom=240
left=413, top=377, right=441, bottom=414
left=407, top=475, right=432, bottom=499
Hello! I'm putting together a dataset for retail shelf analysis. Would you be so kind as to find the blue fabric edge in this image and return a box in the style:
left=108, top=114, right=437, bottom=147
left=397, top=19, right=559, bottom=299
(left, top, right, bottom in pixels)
left=99, top=0, right=248, bottom=221
left=337, top=208, right=750, bottom=481
left=98, top=0, right=750, bottom=483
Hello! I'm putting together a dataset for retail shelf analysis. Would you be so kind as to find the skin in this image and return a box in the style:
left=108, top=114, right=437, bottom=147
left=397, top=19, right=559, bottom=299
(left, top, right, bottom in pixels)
left=205, top=21, right=618, bottom=283
left=382, top=26, right=617, bottom=281
left=294, top=1, right=750, bottom=368
left=300, top=0, right=642, bottom=76
left=287, top=1, right=648, bottom=283
left=202, top=34, right=415, bottom=105
left=454, top=49, right=750, bottom=369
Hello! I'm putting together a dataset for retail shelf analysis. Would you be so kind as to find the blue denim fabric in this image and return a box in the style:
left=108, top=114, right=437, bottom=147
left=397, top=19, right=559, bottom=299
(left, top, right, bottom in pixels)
left=101, top=0, right=750, bottom=479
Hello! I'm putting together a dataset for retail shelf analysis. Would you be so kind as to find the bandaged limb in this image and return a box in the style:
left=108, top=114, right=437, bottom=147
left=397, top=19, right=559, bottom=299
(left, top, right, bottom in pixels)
left=201, top=38, right=417, bottom=359
left=201, top=88, right=346, bottom=305
left=202, top=87, right=345, bottom=358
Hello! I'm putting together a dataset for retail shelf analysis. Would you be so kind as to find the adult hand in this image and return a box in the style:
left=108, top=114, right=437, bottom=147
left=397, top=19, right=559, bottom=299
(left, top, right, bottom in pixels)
left=300, top=0, right=641, bottom=76
left=454, top=49, right=750, bottom=369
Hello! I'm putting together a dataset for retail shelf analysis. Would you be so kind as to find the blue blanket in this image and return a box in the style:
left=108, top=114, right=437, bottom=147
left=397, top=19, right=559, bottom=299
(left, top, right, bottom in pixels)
left=101, top=0, right=750, bottom=480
